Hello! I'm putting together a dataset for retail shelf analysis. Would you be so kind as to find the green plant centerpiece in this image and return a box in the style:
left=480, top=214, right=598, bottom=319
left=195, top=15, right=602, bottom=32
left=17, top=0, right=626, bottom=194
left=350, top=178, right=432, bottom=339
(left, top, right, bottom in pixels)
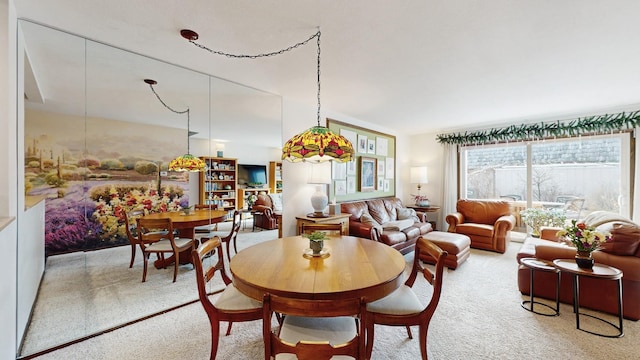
left=519, top=207, right=566, bottom=237
left=303, top=231, right=328, bottom=254
left=182, top=205, right=194, bottom=215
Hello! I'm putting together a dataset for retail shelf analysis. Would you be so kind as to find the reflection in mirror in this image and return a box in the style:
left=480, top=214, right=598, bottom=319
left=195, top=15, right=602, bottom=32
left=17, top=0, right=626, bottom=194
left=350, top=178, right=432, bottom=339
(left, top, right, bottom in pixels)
left=19, top=20, right=282, bottom=356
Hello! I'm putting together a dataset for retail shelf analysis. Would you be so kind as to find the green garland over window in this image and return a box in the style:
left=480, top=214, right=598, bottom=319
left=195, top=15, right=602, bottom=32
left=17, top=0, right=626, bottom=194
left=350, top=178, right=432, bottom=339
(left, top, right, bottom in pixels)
left=436, top=110, right=640, bottom=145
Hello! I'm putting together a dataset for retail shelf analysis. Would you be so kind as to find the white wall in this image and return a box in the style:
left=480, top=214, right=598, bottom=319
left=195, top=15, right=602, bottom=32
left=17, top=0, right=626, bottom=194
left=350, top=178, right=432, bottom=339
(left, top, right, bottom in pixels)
left=1, top=1, right=19, bottom=359
left=409, top=131, right=447, bottom=229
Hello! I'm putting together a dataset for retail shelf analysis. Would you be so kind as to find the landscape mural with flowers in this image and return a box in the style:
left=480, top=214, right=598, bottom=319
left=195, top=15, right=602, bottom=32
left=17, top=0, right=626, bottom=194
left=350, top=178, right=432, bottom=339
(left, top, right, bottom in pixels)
left=26, top=109, right=193, bottom=256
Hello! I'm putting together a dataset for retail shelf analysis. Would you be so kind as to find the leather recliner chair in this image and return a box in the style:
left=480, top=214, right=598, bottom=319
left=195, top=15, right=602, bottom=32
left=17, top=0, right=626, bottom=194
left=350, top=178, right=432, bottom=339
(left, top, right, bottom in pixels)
left=251, top=194, right=281, bottom=231
left=446, top=199, right=516, bottom=253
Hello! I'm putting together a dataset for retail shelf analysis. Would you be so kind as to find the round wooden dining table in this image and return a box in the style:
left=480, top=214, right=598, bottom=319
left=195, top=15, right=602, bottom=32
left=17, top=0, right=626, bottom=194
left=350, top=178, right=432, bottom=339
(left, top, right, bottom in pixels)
left=230, top=235, right=406, bottom=302
left=141, top=209, right=228, bottom=268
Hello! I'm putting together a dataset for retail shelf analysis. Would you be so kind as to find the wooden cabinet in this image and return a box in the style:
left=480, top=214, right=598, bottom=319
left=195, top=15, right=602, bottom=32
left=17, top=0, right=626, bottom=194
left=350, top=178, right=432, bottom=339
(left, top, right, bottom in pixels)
left=295, top=213, right=351, bottom=236
left=199, top=157, right=238, bottom=212
left=268, top=161, right=282, bottom=194
left=237, top=188, right=270, bottom=210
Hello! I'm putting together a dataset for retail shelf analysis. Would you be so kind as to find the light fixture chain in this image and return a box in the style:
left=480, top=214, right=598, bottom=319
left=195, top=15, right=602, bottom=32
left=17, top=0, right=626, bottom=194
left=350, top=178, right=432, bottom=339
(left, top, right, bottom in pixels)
left=317, top=31, right=321, bottom=126
left=147, top=82, right=192, bottom=153
left=188, top=31, right=320, bottom=59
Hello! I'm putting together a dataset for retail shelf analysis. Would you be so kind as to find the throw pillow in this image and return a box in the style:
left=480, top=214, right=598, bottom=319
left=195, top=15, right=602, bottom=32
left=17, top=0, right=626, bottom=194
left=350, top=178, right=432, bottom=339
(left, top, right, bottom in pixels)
left=397, top=207, right=417, bottom=221
left=360, top=213, right=383, bottom=233
left=600, top=223, right=640, bottom=256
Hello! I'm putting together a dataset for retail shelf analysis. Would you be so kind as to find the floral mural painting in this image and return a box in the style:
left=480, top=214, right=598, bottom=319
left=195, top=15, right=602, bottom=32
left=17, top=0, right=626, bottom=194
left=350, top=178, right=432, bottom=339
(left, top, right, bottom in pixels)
left=26, top=110, right=189, bottom=256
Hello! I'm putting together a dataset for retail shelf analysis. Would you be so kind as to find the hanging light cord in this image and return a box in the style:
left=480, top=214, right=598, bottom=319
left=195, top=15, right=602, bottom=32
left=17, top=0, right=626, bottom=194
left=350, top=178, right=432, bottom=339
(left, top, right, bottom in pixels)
left=185, top=30, right=322, bottom=126
left=146, top=82, right=192, bottom=153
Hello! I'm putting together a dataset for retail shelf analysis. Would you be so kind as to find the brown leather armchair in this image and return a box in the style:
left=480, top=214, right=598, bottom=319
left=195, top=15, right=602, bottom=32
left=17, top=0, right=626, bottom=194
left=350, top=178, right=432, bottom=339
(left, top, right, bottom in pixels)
left=251, top=193, right=281, bottom=231
left=446, top=199, right=515, bottom=253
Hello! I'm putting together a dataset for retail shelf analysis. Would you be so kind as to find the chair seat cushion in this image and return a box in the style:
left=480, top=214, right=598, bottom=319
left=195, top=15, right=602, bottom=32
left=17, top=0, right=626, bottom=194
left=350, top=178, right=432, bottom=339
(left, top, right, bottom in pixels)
left=277, top=315, right=357, bottom=358
left=214, top=284, right=262, bottom=311
left=145, top=238, right=192, bottom=252
left=366, top=284, right=427, bottom=315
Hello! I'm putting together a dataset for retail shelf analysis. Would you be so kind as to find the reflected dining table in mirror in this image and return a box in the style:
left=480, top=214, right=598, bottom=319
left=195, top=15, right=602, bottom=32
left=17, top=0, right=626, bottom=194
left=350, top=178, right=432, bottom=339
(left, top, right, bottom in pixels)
left=141, top=209, right=228, bottom=268
left=230, top=235, right=406, bottom=302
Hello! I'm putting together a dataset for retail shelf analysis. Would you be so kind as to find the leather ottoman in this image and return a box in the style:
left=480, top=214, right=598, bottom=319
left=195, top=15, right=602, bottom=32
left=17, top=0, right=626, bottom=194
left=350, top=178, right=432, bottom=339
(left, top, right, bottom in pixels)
left=420, top=231, right=471, bottom=269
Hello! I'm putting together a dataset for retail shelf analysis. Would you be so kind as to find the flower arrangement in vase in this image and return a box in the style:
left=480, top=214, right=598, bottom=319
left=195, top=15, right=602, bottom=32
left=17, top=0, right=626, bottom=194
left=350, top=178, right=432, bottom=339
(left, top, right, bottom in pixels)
left=246, top=194, right=258, bottom=209
left=556, top=220, right=612, bottom=269
left=520, top=207, right=565, bottom=237
left=412, top=194, right=430, bottom=207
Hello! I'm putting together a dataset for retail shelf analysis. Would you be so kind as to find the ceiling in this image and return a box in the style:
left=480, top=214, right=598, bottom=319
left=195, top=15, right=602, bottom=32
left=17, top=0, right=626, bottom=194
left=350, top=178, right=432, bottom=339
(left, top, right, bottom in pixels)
left=13, top=0, right=640, bottom=136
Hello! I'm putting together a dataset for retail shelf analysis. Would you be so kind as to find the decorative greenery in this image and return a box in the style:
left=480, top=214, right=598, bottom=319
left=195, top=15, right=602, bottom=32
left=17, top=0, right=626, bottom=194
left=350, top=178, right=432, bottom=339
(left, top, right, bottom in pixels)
left=302, top=231, right=328, bottom=242
left=437, top=111, right=640, bottom=145
left=556, top=220, right=611, bottom=253
left=519, top=208, right=566, bottom=237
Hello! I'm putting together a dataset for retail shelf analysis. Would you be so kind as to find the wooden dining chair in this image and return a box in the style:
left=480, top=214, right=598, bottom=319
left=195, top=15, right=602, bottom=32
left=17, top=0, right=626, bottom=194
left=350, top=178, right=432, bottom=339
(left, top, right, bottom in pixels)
left=365, top=237, right=448, bottom=360
left=200, top=210, right=242, bottom=260
left=263, top=293, right=366, bottom=360
left=301, top=223, right=344, bottom=237
left=194, top=204, right=220, bottom=236
left=192, top=236, right=262, bottom=360
left=136, top=217, right=195, bottom=283
left=124, top=208, right=145, bottom=268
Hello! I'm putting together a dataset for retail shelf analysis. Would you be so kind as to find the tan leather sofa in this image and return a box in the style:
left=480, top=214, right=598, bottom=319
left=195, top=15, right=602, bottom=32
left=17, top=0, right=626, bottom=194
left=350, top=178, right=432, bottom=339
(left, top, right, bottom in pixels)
left=340, top=197, right=432, bottom=254
left=517, top=211, right=640, bottom=320
left=446, top=199, right=516, bottom=253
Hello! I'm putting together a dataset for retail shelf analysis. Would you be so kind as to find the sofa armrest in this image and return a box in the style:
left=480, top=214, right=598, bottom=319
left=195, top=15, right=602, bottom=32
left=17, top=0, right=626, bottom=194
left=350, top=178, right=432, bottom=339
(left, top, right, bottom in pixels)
left=535, top=243, right=576, bottom=261
left=414, top=211, right=427, bottom=222
left=349, top=220, right=375, bottom=239
left=539, top=226, right=563, bottom=242
left=446, top=212, right=464, bottom=232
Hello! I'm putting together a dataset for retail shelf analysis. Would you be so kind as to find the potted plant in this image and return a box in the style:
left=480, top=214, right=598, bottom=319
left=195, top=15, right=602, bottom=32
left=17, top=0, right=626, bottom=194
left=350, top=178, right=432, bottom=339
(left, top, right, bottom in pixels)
left=519, top=207, right=566, bottom=237
left=182, top=205, right=194, bottom=215
left=302, top=231, right=328, bottom=254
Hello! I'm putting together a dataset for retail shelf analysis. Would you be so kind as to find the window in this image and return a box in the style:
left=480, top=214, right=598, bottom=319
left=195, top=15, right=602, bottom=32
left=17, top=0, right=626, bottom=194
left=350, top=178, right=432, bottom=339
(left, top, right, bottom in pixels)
left=460, top=133, right=631, bottom=219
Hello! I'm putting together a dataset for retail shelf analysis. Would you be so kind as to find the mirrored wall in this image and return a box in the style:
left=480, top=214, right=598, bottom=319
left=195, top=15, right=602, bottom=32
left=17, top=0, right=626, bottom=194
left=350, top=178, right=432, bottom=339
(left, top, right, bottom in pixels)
left=18, top=20, right=282, bottom=356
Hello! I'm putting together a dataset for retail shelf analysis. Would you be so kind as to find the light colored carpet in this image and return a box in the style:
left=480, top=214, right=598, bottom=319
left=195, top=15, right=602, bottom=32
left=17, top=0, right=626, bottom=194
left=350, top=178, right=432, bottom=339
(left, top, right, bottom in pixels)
left=21, top=228, right=639, bottom=359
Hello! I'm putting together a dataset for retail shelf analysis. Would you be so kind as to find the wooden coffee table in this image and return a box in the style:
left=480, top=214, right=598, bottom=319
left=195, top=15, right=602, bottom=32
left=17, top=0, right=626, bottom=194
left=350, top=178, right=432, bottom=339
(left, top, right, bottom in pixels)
left=553, top=259, right=624, bottom=338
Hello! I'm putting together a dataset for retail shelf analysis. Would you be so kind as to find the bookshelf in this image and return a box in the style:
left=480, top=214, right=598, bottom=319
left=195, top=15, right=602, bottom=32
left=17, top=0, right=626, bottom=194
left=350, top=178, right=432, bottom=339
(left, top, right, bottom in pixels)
left=269, top=161, right=283, bottom=194
left=199, top=157, right=238, bottom=214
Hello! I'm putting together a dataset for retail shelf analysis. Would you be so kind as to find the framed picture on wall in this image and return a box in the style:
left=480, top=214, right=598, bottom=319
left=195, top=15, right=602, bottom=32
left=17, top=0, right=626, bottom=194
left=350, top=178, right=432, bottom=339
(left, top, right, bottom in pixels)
left=347, top=177, right=356, bottom=194
left=359, top=157, right=377, bottom=192
left=357, top=135, right=368, bottom=153
left=367, top=139, right=376, bottom=154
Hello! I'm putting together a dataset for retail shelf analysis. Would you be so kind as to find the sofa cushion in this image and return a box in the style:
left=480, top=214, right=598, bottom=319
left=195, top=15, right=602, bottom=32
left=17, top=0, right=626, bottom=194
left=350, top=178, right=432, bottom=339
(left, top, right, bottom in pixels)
left=382, top=219, right=414, bottom=231
left=367, top=198, right=396, bottom=224
left=600, top=224, right=640, bottom=256
left=456, top=223, right=495, bottom=238
left=360, top=213, right=383, bottom=233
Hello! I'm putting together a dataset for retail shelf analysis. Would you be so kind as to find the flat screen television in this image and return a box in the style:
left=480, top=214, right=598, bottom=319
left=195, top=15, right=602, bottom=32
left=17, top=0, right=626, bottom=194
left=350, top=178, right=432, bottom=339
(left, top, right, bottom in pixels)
left=238, top=164, right=268, bottom=187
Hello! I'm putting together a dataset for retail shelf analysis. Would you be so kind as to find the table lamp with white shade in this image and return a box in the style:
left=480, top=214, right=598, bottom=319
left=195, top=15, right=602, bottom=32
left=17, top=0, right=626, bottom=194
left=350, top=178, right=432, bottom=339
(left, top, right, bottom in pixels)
left=308, top=162, right=332, bottom=217
left=410, top=166, right=429, bottom=206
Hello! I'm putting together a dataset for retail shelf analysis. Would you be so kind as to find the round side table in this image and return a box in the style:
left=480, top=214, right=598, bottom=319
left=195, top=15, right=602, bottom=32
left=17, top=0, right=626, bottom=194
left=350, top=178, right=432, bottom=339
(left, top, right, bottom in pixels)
left=553, top=259, right=624, bottom=338
left=519, top=258, right=560, bottom=316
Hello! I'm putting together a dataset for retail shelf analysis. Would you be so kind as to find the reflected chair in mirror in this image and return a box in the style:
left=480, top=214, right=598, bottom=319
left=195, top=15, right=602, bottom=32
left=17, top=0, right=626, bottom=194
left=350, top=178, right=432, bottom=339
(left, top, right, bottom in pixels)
left=301, top=223, right=344, bottom=237
left=124, top=209, right=145, bottom=268
left=263, top=293, right=366, bottom=360
left=201, top=210, right=242, bottom=260
left=365, top=238, right=447, bottom=360
left=192, top=236, right=262, bottom=360
left=194, top=204, right=219, bottom=240
left=136, top=217, right=195, bottom=283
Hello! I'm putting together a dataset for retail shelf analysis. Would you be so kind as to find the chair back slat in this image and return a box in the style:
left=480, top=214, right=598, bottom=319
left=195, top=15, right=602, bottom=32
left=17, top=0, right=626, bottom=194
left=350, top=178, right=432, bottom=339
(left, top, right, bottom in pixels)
left=263, top=293, right=365, bottom=360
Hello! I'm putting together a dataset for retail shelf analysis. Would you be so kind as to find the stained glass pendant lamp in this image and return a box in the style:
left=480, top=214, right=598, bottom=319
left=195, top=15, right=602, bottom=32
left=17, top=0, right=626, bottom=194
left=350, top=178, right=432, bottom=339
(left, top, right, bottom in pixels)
left=144, top=79, right=206, bottom=172
left=179, top=28, right=355, bottom=163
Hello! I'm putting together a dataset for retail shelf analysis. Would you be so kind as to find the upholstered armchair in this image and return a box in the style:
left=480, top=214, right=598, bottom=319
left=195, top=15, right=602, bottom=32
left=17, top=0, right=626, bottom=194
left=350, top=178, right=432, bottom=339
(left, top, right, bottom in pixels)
left=446, top=199, right=516, bottom=253
left=252, top=193, right=282, bottom=231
